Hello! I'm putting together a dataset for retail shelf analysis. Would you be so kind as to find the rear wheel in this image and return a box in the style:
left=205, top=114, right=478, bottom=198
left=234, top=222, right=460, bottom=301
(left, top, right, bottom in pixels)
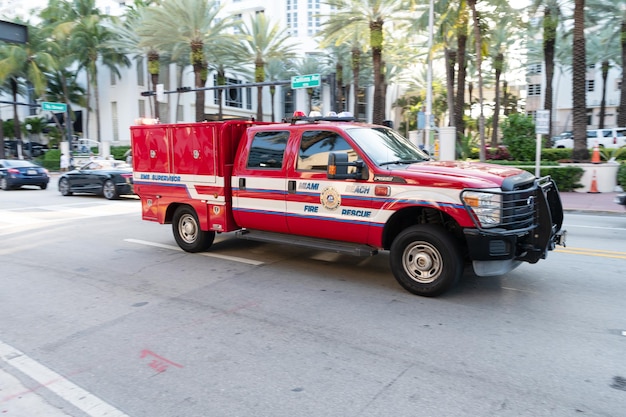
left=59, top=178, right=72, bottom=196
left=389, top=225, right=463, bottom=297
left=102, top=179, right=119, bottom=200
left=0, top=177, right=8, bottom=190
left=172, top=206, right=215, bottom=252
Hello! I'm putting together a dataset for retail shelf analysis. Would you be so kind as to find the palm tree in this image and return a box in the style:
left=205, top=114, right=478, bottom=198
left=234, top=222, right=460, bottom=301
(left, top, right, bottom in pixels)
left=71, top=15, right=131, bottom=142
left=238, top=13, right=295, bottom=122
left=137, top=0, right=233, bottom=122
left=0, top=23, right=55, bottom=158
left=322, top=0, right=409, bottom=125
left=572, top=0, right=588, bottom=161
left=586, top=25, right=619, bottom=129
left=105, top=3, right=163, bottom=119
left=586, top=0, right=626, bottom=126
left=265, top=58, right=292, bottom=122
left=487, top=9, right=521, bottom=146
left=318, top=24, right=367, bottom=117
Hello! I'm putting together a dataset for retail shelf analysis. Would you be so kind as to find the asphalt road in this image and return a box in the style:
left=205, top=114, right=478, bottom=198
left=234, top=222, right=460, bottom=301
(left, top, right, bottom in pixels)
left=1, top=185, right=625, bottom=417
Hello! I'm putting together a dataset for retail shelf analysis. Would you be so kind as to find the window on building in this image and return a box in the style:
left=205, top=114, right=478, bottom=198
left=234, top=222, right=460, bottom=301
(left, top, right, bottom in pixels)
left=247, top=131, right=289, bottom=169
left=283, top=88, right=294, bottom=118
left=527, top=110, right=536, bottom=120
left=246, top=87, right=252, bottom=110
left=111, top=102, right=119, bottom=142
left=356, top=87, right=367, bottom=120
left=110, top=69, right=117, bottom=86
left=586, top=79, right=595, bottom=92
left=138, top=100, right=146, bottom=117
left=527, top=63, right=542, bottom=75
left=177, top=104, right=184, bottom=122
left=617, top=79, right=622, bottom=90
left=527, top=84, right=541, bottom=96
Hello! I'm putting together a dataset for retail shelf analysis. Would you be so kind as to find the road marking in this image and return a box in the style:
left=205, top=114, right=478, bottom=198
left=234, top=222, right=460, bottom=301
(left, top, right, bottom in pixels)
left=124, top=238, right=264, bottom=266
left=555, top=247, right=626, bottom=260
left=0, top=340, right=130, bottom=417
left=565, top=224, right=626, bottom=232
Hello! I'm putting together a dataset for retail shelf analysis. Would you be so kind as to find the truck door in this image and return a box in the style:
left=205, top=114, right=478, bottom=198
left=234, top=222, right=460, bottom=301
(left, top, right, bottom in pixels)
left=232, top=130, right=290, bottom=233
left=285, top=129, right=373, bottom=243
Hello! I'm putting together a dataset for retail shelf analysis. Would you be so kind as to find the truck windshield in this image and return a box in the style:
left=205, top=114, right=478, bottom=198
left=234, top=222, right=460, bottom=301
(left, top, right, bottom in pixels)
left=345, top=127, right=431, bottom=166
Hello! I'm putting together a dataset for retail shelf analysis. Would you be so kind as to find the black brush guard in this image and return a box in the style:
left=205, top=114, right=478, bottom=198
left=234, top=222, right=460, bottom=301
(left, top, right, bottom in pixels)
left=461, top=176, right=566, bottom=264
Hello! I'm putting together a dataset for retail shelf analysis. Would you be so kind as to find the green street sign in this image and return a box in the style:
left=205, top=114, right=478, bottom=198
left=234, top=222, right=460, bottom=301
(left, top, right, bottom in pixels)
left=42, top=101, right=67, bottom=112
left=291, top=74, right=321, bottom=89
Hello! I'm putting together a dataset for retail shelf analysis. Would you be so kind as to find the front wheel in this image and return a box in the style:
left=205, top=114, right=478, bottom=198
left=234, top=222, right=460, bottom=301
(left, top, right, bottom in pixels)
left=0, top=177, right=9, bottom=190
left=59, top=178, right=72, bottom=196
left=389, top=225, right=463, bottom=297
left=102, top=179, right=119, bottom=200
left=172, top=206, right=215, bottom=252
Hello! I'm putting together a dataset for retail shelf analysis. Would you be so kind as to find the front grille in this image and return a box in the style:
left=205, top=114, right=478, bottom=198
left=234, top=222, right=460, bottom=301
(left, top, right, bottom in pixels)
left=501, top=188, right=536, bottom=230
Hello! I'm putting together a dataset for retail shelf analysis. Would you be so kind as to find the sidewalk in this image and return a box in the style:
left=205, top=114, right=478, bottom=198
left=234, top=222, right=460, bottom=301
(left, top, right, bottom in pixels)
left=559, top=191, right=625, bottom=214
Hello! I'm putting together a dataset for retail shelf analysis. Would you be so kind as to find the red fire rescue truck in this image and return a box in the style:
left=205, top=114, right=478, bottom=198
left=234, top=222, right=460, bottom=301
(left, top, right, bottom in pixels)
left=130, top=113, right=566, bottom=297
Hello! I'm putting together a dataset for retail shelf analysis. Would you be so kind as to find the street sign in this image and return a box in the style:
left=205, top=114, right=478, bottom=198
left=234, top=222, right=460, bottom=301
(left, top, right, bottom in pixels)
left=291, top=74, right=321, bottom=89
left=535, top=110, right=550, bottom=135
left=42, top=101, right=67, bottom=112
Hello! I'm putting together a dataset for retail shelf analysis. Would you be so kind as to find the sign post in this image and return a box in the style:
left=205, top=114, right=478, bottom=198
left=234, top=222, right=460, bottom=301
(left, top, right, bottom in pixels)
left=535, top=110, right=550, bottom=178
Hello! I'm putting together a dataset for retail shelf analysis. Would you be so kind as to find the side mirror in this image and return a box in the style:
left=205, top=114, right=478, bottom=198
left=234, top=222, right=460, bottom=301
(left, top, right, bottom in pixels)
left=327, top=152, right=367, bottom=180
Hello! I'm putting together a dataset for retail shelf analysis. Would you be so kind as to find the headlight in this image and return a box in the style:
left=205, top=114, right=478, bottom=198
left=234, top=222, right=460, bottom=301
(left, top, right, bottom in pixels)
left=462, top=191, right=502, bottom=227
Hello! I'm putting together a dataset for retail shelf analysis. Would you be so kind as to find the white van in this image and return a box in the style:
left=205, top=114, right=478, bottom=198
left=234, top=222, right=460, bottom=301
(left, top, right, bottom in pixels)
left=553, top=128, right=626, bottom=148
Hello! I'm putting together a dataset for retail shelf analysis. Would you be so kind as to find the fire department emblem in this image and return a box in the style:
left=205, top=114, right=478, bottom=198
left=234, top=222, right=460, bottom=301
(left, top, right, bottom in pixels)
left=320, top=186, right=341, bottom=211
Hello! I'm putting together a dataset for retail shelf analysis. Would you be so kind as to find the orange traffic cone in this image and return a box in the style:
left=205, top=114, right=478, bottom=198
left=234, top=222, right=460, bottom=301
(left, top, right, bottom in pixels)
left=591, top=143, right=601, bottom=163
left=588, top=170, right=600, bottom=193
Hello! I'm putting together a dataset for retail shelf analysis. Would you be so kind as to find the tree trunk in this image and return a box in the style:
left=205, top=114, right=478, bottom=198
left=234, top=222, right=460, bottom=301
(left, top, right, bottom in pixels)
left=445, top=48, right=456, bottom=127
left=572, top=0, right=589, bottom=161
left=491, top=52, right=503, bottom=147
left=336, top=62, right=344, bottom=112
left=454, top=10, right=468, bottom=146
left=351, top=48, right=361, bottom=116
left=618, top=20, right=626, bottom=126
left=598, top=60, right=609, bottom=129
left=468, top=0, right=485, bottom=161
left=544, top=7, right=557, bottom=139
left=370, top=19, right=385, bottom=125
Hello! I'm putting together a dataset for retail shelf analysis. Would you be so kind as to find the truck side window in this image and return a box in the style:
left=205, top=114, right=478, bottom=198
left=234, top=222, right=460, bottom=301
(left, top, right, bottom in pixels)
left=247, top=131, right=289, bottom=169
left=297, top=130, right=357, bottom=172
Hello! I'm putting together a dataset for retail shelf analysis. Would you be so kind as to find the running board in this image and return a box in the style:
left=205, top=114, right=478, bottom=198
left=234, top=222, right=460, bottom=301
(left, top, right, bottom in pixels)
left=235, top=229, right=378, bottom=257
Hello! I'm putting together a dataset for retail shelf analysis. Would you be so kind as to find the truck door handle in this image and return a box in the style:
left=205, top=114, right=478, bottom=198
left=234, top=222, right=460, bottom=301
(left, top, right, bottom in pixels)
left=288, top=180, right=296, bottom=194
left=239, top=178, right=246, bottom=190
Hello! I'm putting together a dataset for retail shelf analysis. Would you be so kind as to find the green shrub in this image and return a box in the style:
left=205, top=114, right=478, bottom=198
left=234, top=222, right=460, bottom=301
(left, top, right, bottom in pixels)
left=501, top=114, right=537, bottom=161
left=541, top=148, right=572, bottom=161
left=40, top=149, right=61, bottom=171
left=519, top=166, right=584, bottom=191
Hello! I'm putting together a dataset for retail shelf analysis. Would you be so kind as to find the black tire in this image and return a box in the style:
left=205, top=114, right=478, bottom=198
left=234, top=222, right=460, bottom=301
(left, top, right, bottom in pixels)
left=389, top=225, right=463, bottom=297
left=58, top=178, right=73, bottom=196
left=102, top=179, right=119, bottom=200
left=172, top=206, right=215, bottom=253
left=40, top=183, right=48, bottom=190
left=0, top=177, right=9, bottom=190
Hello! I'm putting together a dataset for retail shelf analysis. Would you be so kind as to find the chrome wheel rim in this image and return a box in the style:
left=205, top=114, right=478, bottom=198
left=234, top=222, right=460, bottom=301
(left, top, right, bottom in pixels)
left=402, top=241, right=442, bottom=284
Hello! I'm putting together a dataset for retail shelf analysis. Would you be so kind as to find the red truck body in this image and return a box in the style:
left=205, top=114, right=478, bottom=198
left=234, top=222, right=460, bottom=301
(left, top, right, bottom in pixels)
left=131, top=117, right=565, bottom=297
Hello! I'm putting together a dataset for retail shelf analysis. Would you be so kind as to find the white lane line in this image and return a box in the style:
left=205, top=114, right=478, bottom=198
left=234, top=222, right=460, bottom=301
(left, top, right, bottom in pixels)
left=564, top=224, right=626, bottom=231
left=0, top=340, right=130, bottom=417
left=124, top=238, right=264, bottom=266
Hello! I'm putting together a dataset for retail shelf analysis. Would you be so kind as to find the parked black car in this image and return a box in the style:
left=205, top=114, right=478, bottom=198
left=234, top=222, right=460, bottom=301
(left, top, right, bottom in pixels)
left=0, top=159, right=50, bottom=190
left=3, top=140, right=49, bottom=157
left=58, top=159, right=134, bottom=200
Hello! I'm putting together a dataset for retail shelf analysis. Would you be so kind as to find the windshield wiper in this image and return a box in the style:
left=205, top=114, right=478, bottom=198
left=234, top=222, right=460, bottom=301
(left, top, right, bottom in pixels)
left=378, top=159, right=423, bottom=166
